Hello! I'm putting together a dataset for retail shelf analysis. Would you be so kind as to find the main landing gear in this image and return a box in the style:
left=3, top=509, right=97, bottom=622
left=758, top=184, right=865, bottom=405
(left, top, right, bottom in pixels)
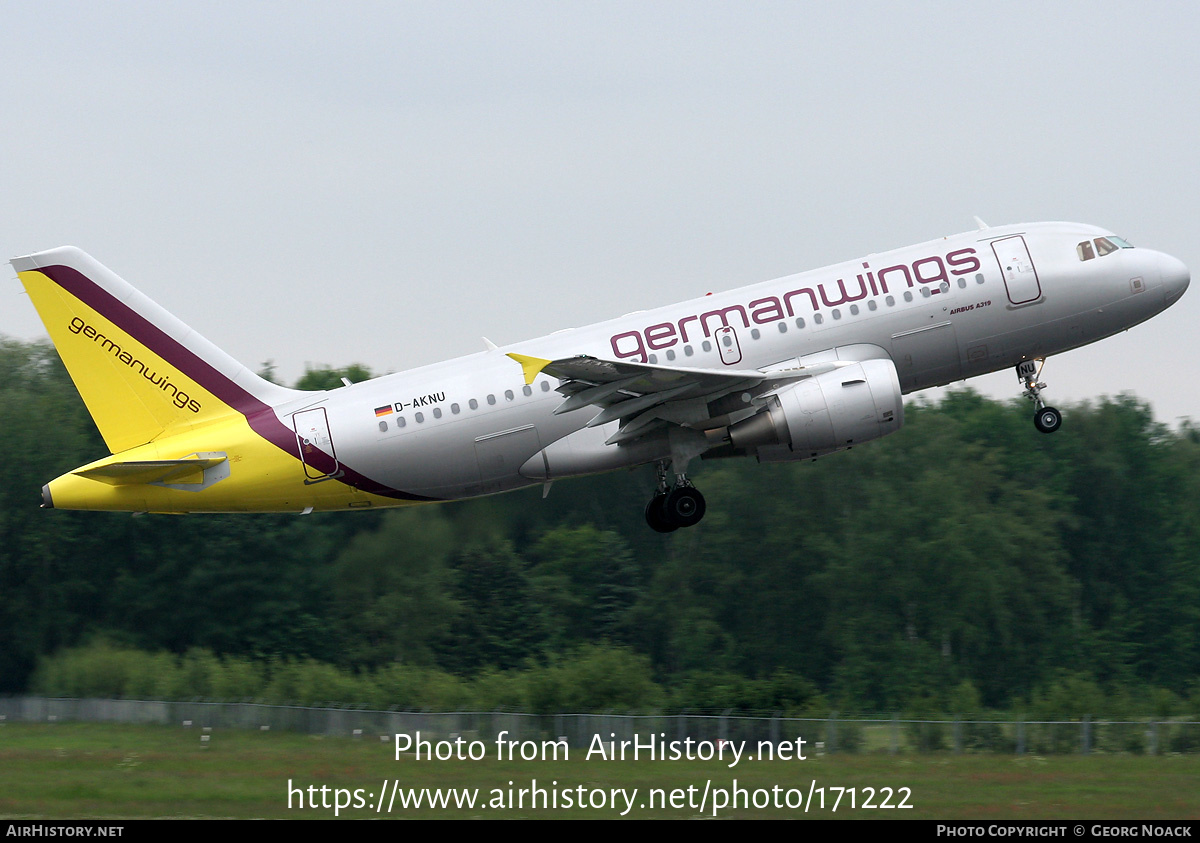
left=1017, top=359, right=1062, bottom=434
left=645, top=459, right=707, bottom=533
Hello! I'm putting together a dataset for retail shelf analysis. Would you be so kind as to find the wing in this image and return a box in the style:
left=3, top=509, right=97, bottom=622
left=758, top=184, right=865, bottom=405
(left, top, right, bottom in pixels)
left=508, top=353, right=847, bottom=445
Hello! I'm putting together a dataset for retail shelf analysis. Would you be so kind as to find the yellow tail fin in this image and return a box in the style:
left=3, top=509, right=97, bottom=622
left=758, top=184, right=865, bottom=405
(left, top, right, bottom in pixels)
left=12, top=247, right=299, bottom=453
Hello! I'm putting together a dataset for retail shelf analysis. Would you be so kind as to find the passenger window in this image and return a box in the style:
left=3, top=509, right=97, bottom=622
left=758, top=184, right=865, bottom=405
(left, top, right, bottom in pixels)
left=1078, top=241, right=1095, bottom=261
left=469, top=398, right=478, bottom=410
left=487, top=394, right=496, bottom=405
left=504, top=389, right=514, bottom=401
left=522, top=385, right=532, bottom=397
left=540, top=381, right=550, bottom=391
left=433, top=407, right=442, bottom=419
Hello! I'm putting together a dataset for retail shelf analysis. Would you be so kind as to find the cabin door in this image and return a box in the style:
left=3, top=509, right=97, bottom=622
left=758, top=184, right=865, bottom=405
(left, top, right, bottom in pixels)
left=991, top=235, right=1042, bottom=305
left=293, top=407, right=342, bottom=483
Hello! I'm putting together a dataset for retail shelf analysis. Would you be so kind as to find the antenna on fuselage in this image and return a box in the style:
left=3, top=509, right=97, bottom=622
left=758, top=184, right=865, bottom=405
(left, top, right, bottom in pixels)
left=974, top=216, right=990, bottom=230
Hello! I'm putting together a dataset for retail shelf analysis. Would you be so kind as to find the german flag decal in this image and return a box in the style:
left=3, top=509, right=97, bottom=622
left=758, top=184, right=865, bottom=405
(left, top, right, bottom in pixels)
left=374, top=405, right=394, bottom=417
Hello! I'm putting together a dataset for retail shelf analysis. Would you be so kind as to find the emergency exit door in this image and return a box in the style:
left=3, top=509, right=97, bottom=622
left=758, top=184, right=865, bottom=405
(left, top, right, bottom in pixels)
left=715, top=326, right=742, bottom=365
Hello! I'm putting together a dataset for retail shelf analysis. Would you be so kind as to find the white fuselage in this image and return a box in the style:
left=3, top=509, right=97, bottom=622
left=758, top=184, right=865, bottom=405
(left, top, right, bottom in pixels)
left=271, top=222, right=1189, bottom=501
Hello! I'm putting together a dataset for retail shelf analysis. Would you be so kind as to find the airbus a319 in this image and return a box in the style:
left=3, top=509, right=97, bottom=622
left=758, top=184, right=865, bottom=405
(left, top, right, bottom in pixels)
left=11, top=220, right=1188, bottom=531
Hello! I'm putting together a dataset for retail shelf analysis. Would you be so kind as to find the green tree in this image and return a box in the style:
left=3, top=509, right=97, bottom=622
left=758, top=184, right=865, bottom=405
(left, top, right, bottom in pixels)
left=294, top=363, right=374, bottom=391
left=329, top=507, right=461, bottom=666
left=528, top=525, right=640, bottom=647
left=0, top=341, right=124, bottom=690
left=444, top=539, right=547, bottom=672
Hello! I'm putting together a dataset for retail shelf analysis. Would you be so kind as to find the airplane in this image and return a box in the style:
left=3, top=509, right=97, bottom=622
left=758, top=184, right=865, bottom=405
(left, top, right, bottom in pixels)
left=10, top=220, right=1189, bottom=532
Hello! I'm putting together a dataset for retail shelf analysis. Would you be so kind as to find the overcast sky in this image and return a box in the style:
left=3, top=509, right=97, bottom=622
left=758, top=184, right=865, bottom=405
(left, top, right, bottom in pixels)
left=3, top=1, right=1197, bottom=424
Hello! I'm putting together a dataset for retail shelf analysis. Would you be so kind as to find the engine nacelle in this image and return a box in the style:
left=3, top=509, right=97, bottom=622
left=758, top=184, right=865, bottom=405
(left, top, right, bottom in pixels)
left=720, top=358, right=903, bottom=462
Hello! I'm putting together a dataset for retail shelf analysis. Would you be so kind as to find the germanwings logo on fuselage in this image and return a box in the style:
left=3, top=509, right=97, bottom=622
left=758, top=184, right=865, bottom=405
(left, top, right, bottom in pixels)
left=67, top=316, right=202, bottom=413
left=609, top=247, right=982, bottom=362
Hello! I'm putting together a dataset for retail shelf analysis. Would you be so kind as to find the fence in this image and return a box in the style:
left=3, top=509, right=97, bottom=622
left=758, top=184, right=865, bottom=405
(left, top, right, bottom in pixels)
left=2, top=697, right=1198, bottom=755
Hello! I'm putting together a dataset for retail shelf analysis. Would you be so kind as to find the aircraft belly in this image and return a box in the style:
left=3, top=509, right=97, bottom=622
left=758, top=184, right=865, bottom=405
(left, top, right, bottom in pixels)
left=356, top=405, right=572, bottom=499
left=474, top=425, right=542, bottom=494
left=891, top=321, right=963, bottom=391
left=1088, top=292, right=1163, bottom=337
left=519, top=424, right=669, bottom=480
left=954, top=287, right=1156, bottom=376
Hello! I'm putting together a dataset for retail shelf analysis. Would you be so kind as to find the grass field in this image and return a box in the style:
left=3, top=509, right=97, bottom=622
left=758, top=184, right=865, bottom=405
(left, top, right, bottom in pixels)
left=1, top=722, right=1198, bottom=819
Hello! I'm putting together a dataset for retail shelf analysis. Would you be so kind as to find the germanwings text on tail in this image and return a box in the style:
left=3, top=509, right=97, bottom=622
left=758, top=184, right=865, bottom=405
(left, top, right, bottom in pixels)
left=11, top=221, right=1189, bottom=531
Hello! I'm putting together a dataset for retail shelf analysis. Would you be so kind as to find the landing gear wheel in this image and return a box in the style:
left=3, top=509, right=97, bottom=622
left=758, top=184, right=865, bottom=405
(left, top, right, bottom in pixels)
left=1034, top=406, right=1062, bottom=434
left=645, top=458, right=707, bottom=532
left=1017, top=360, right=1063, bottom=435
left=645, top=494, right=678, bottom=533
left=663, top=486, right=706, bottom=529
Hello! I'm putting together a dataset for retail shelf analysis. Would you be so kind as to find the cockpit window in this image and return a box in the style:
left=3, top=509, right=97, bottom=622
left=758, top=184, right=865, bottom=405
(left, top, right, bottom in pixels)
left=1078, top=236, right=1134, bottom=261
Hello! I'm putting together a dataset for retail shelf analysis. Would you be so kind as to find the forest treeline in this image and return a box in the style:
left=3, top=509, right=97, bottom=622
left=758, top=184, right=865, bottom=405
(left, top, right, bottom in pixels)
left=3, top=338, right=1199, bottom=715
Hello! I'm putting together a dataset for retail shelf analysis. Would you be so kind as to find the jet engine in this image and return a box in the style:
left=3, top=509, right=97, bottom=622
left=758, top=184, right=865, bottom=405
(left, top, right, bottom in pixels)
left=708, top=358, right=904, bottom=462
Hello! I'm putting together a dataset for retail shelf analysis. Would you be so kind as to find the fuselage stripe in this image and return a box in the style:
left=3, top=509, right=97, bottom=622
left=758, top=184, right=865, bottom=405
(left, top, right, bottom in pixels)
left=38, top=264, right=440, bottom=503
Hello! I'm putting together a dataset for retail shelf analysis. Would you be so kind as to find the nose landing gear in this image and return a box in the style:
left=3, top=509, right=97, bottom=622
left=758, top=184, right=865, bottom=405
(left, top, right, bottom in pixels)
left=1018, top=359, right=1062, bottom=433
left=645, top=459, right=707, bottom=532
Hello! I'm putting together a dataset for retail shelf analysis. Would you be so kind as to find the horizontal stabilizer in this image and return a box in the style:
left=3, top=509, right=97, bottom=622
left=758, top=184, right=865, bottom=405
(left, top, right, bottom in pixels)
left=73, top=456, right=227, bottom=486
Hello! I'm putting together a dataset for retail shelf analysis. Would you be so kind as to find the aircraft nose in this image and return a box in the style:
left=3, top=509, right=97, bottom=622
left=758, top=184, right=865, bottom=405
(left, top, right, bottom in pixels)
left=1160, top=252, right=1190, bottom=306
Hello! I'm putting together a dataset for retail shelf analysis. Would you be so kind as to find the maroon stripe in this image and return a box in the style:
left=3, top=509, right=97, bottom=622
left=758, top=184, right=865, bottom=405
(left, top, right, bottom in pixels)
left=40, top=263, right=440, bottom=503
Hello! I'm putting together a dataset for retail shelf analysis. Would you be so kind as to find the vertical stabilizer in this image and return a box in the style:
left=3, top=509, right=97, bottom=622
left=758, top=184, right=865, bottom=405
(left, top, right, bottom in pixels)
left=11, top=247, right=302, bottom=453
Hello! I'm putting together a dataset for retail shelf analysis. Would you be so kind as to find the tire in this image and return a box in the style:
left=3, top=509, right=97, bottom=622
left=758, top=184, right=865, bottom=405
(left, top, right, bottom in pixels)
left=1034, top=406, right=1062, bottom=434
left=645, top=494, right=678, bottom=533
left=663, top=486, right=707, bottom=529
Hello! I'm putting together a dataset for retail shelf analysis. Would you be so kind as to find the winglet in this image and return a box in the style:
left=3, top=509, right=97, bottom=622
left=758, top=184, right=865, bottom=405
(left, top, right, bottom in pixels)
left=506, top=352, right=552, bottom=385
